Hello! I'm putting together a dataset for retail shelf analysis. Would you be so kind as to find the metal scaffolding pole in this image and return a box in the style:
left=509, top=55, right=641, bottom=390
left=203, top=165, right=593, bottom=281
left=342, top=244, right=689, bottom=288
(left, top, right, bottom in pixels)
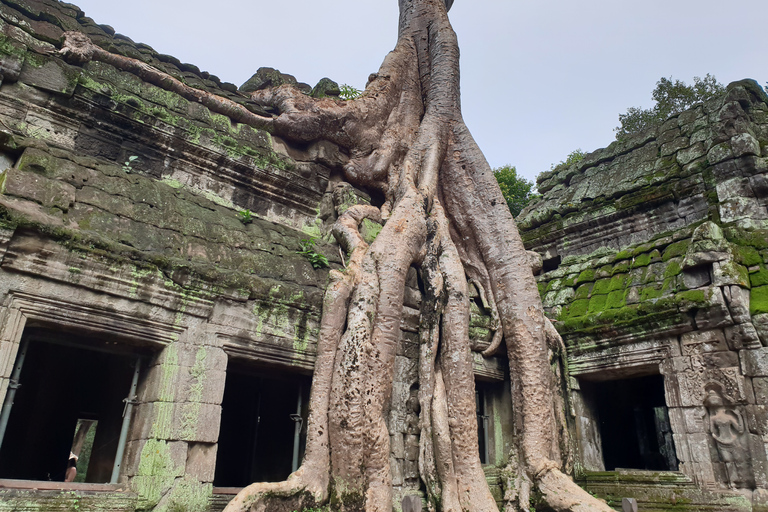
left=0, top=338, right=30, bottom=454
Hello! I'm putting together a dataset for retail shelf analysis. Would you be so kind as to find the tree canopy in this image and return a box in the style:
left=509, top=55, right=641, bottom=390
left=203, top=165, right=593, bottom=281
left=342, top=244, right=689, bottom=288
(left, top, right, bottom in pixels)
left=615, top=74, right=724, bottom=139
left=493, top=165, right=537, bottom=218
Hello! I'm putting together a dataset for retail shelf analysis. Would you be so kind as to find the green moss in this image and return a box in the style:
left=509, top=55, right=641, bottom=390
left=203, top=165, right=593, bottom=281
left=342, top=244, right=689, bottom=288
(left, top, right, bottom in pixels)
left=592, top=278, right=611, bottom=295
left=605, top=290, right=627, bottom=309
left=661, top=239, right=691, bottom=261
left=614, top=249, right=633, bottom=261
left=588, top=294, right=608, bottom=313
left=563, top=274, right=578, bottom=287
left=676, top=289, right=708, bottom=306
left=751, top=266, right=768, bottom=287
left=663, top=260, right=682, bottom=279
left=608, top=274, right=627, bottom=291
left=537, top=281, right=547, bottom=297
left=164, top=476, right=211, bottom=512
left=576, top=269, right=595, bottom=284
left=574, top=283, right=592, bottom=299
left=751, top=286, right=768, bottom=315
left=612, top=260, right=630, bottom=275
left=733, top=245, right=763, bottom=266
left=640, top=285, right=663, bottom=301
left=632, top=252, right=652, bottom=268
left=725, top=226, right=768, bottom=250
left=563, top=299, right=589, bottom=319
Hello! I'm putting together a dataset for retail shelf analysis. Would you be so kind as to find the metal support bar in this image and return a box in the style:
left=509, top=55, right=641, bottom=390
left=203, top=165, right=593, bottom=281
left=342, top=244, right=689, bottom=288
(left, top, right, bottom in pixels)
left=0, top=338, right=30, bottom=453
left=110, top=356, right=141, bottom=483
left=291, top=385, right=303, bottom=473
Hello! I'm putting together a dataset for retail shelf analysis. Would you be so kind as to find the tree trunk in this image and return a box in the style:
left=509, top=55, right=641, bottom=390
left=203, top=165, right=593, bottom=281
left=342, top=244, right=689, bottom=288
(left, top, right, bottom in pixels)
left=221, top=0, right=615, bottom=511
left=57, top=1, right=617, bottom=510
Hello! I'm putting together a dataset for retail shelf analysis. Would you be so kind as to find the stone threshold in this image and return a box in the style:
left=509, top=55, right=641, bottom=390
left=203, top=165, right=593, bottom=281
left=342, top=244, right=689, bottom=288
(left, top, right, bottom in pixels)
left=0, top=478, right=128, bottom=491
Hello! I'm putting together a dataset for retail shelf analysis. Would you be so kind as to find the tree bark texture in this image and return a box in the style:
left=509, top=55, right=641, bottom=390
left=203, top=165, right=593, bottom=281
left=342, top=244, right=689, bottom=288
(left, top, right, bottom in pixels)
left=61, top=1, right=614, bottom=510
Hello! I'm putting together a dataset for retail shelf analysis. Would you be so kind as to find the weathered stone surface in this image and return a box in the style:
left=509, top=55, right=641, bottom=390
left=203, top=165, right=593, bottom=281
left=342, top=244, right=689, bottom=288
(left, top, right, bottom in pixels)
left=742, top=348, right=768, bottom=377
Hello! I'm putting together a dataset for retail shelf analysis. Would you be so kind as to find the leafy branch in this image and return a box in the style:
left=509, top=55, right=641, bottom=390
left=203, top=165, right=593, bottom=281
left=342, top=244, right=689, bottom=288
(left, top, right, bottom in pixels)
left=298, top=238, right=329, bottom=269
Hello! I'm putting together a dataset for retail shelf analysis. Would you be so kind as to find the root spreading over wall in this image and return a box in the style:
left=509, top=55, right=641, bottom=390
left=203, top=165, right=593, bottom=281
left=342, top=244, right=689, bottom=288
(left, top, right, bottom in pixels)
left=61, top=1, right=615, bottom=510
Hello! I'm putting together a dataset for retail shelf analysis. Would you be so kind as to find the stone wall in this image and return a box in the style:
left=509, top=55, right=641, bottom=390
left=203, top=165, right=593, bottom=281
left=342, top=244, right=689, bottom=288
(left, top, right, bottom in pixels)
left=519, top=79, right=768, bottom=511
left=0, top=1, right=506, bottom=511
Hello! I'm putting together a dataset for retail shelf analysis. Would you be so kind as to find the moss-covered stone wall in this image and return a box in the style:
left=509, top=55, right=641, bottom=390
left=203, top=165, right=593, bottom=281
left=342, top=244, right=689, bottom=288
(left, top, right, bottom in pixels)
left=519, top=80, right=768, bottom=510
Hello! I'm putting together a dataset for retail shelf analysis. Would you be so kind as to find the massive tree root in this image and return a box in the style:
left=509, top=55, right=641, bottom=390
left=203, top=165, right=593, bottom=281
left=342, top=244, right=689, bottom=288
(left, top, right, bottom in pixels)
left=223, top=1, right=614, bottom=510
left=61, top=1, right=613, bottom=510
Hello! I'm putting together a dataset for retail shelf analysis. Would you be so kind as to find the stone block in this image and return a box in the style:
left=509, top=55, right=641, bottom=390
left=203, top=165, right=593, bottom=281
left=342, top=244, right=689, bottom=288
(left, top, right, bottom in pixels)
left=391, top=433, right=404, bottom=459
left=172, top=403, right=221, bottom=443
left=726, top=323, right=762, bottom=350
left=404, top=434, right=419, bottom=460
left=682, top=267, right=713, bottom=288
left=702, top=350, right=740, bottom=369
left=140, top=364, right=182, bottom=403
left=122, top=439, right=186, bottom=478
left=402, top=495, right=422, bottom=512
left=694, top=292, right=734, bottom=330
left=732, top=133, right=761, bottom=158
left=688, top=432, right=715, bottom=463
left=688, top=460, right=717, bottom=484
left=673, top=433, right=692, bottom=462
left=667, top=407, right=686, bottom=433
left=403, top=458, right=419, bottom=480
left=682, top=407, right=707, bottom=433
left=669, top=356, right=692, bottom=372
left=742, top=348, right=768, bottom=376
left=390, top=456, right=404, bottom=486
left=681, top=329, right=728, bottom=355
left=754, top=488, right=768, bottom=511
left=753, top=377, right=768, bottom=404
left=621, top=498, right=638, bottom=512
left=747, top=406, right=768, bottom=436
left=726, top=285, right=752, bottom=324
left=185, top=442, right=217, bottom=482
left=677, top=142, right=707, bottom=166
left=753, top=314, right=768, bottom=347
left=664, top=373, right=683, bottom=407
left=750, top=434, right=768, bottom=461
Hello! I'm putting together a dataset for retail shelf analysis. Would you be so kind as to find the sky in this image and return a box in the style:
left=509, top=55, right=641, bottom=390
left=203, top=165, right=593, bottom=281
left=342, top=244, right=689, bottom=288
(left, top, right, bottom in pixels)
left=69, top=0, right=766, bottom=184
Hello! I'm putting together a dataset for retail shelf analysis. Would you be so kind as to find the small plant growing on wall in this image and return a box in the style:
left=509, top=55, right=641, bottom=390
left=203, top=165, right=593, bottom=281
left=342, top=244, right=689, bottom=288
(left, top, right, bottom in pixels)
left=122, top=155, right=138, bottom=173
left=339, top=84, right=362, bottom=100
left=297, top=238, right=329, bottom=269
left=238, top=209, right=253, bottom=224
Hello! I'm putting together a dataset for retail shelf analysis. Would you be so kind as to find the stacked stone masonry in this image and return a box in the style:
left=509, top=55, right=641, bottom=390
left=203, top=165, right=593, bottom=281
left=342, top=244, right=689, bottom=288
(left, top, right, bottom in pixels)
left=518, top=79, right=768, bottom=511
left=0, top=1, right=507, bottom=511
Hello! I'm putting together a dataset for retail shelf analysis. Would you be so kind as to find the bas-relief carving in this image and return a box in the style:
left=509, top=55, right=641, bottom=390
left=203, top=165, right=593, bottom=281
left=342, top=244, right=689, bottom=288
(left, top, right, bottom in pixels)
left=704, top=383, right=755, bottom=489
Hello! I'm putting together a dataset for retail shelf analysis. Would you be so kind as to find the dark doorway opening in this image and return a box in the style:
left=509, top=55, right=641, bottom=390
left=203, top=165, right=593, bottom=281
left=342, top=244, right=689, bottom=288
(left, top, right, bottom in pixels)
left=586, top=374, right=678, bottom=471
left=213, top=365, right=310, bottom=487
left=0, top=330, right=139, bottom=482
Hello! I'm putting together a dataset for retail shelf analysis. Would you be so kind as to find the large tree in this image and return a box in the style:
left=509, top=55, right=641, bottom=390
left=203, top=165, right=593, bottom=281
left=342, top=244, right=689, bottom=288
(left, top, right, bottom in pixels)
left=62, top=1, right=613, bottom=510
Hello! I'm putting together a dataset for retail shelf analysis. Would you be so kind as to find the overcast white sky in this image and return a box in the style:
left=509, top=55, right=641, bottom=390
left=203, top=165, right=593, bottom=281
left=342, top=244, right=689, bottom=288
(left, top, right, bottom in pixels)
left=70, top=0, right=765, bottom=183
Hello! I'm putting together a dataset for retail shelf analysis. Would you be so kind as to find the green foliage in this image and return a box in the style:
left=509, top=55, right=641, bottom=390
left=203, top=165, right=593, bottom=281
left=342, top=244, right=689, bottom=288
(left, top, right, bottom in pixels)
left=298, top=238, right=329, bottom=269
left=338, top=84, right=363, bottom=100
left=550, top=149, right=586, bottom=174
left=238, top=209, right=253, bottom=224
left=615, top=74, right=725, bottom=138
left=122, top=155, right=138, bottom=173
left=493, top=165, right=537, bottom=217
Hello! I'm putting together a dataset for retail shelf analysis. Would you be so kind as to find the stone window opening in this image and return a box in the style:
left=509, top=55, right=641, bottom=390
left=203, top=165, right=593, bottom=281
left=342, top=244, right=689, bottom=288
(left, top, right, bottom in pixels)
left=213, top=363, right=310, bottom=488
left=542, top=255, right=562, bottom=273
left=581, top=373, right=678, bottom=472
left=0, top=327, right=145, bottom=484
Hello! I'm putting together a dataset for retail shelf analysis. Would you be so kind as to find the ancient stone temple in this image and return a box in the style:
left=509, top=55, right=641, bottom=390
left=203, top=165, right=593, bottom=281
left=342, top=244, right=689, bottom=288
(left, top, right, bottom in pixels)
left=517, top=79, right=768, bottom=511
left=0, top=0, right=766, bottom=511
